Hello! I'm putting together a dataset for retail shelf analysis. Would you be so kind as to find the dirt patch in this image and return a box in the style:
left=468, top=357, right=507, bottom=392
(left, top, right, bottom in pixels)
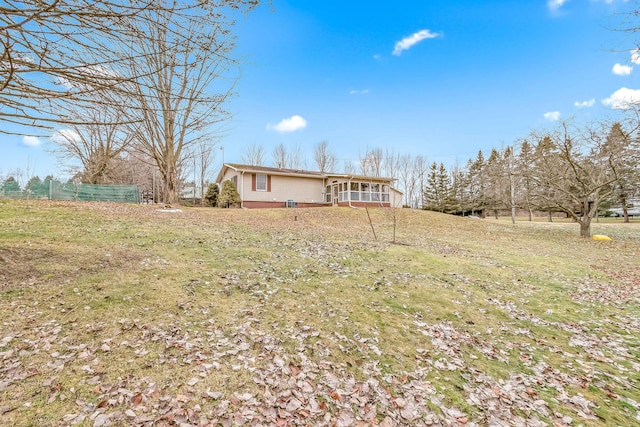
left=0, top=244, right=144, bottom=293
left=0, top=246, right=50, bottom=291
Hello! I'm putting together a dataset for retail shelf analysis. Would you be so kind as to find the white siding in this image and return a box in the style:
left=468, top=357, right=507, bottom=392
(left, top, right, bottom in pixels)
left=246, top=174, right=324, bottom=203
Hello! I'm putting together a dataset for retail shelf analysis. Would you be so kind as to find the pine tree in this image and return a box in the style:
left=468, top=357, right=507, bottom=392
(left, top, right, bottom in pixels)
left=436, top=163, right=453, bottom=213
left=468, top=150, right=486, bottom=216
left=423, top=162, right=439, bottom=211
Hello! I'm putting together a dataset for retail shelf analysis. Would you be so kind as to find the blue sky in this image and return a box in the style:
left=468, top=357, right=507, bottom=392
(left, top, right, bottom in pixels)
left=3, top=0, right=640, bottom=182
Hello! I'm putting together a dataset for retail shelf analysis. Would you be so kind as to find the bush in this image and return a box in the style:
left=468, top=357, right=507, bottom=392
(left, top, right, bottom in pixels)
left=218, top=180, right=241, bottom=208
left=204, top=183, right=219, bottom=207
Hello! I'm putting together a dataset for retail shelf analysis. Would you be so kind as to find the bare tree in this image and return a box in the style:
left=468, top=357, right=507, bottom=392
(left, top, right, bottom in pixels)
left=397, top=154, right=415, bottom=208
left=188, top=143, right=216, bottom=206
left=343, top=159, right=355, bottom=174
left=528, top=120, right=638, bottom=237
left=4, top=1, right=259, bottom=203
left=313, top=140, right=337, bottom=173
left=503, top=146, right=517, bottom=224
left=117, top=1, right=258, bottom=204
left=412, top=155, right=428, bottom=208
left=516, top=139, right=536, bottom=221
left=242, top=143, right=265, bottom=166
left=359, top=147, right=384, bottom=177
left=0, top=1, right=185, bottom=131
left=272, top=143, right=287, bottom=168
left=382, top=148, right=398, bottom=179
left=287, top=142, right=305, bottom=170
left=50, top=106, right=133, bottom=184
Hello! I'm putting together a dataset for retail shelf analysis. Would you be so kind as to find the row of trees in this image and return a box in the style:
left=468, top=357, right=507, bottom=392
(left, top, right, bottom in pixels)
left=422, top=120, right=640, bottom=237
left=2, top=0, right=260, bottom=203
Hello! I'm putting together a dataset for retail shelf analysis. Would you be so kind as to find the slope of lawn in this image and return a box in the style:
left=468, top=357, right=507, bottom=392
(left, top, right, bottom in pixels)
left=1, top=200, right=638, bottom=426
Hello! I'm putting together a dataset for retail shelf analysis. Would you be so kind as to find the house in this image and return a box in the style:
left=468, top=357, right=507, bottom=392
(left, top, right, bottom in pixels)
left=609, top=198, right=640, bottom=217
left=216, top=163, right=403, bottom=209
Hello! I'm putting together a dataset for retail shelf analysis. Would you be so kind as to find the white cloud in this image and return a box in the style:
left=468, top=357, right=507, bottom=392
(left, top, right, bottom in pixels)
left=548, top=0, right=569, bottom=12
left=267, top=115, right=307, bottom=133
left=613, top=63, right=633, bottom=75
left=392, top=29, right=441, bottom=56
left=349, top=89, right=370, bottom=95
left=631, top=49, right=640, bottom=64
left=544, top=111, right=561, bottom=121
left=22, top=136, right=41, bottom=147
left=602, top=87, right=640, bottom=109
left=50, top=129, right=82, bottom=145
left=373, top=54, right=382, bottom=61
left=574, top=98, right=595, bottom=108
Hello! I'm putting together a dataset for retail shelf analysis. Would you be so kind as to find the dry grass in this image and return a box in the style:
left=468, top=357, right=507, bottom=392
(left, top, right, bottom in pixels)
left=0, top=200, right=638, bottom=426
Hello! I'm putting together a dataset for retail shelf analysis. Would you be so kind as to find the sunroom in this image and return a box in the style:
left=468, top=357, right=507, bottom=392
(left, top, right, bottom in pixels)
left=324, top=177, right=393, bottom=207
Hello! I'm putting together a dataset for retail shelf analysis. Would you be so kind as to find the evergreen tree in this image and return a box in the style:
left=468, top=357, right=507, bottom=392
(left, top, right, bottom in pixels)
left=485, top=148, right=505, bottom=218
left=467, top=150, right=486, bottom=216
left=2, top=177, right=21, bottom=195
left=436, top=163, right=453, bottom=213
left=204, top=183, right=220, bottom=207
left=218, top=180, right=241, bottom=208
left=531, top=135, right=562, bottom=222
left=604, top=122, right=638, bottom=223
left=423, top=162, right=439, bottom=211
left=26, top=176, right=50, bottom=198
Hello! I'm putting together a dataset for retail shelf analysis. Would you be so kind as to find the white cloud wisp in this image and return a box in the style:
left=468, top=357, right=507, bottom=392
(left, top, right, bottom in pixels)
left=544, top=111, right=561, bottom=121
left=267, top=115, right=307, bottom=133
left=602, top=87, right=640, bottom=109
left=613, top=63, right=633, bottom=75
left=548, top=0, right=569, bottom=12
left=22, top=136, right=42, bottom=147
left=392, top=29, right=441, bottom=56
left=50, top=129, right=82, bottom=145
left=574, top=99, right=595, bottom=108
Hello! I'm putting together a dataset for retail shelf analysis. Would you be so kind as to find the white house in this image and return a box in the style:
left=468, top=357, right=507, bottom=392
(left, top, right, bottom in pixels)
left=216, top=164, right=403, bottom=209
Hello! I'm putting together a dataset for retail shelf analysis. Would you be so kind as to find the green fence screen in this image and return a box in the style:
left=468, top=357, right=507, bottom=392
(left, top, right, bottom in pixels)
left=1, top=180, right=140, bottom=203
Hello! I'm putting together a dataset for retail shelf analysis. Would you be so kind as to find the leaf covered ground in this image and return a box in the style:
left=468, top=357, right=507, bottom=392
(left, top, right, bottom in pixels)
left=0, top=200, right=639, bottom=426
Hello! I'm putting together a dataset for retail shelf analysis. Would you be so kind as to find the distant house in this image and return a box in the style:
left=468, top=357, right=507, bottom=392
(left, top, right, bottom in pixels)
left=609, top=198, right=640, bottom=217
left=216, top=163, right=403, bottom=209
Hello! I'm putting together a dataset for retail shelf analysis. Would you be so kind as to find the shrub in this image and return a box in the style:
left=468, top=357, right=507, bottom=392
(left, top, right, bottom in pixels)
left=204, top=183, right=219, bottom=207
left=218, top=180, right=241, bottom=208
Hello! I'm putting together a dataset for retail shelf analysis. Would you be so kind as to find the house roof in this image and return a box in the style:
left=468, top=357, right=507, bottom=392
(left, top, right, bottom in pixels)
left=216, top=163, right=396, bottom=184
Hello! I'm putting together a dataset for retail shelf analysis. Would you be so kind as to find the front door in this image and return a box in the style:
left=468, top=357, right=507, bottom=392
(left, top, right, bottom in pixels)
left=332, top=184, right=339, bottom=206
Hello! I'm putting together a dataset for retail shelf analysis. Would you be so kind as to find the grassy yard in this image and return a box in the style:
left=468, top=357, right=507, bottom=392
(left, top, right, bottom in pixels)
left=1, top=200, right=638, bottom=426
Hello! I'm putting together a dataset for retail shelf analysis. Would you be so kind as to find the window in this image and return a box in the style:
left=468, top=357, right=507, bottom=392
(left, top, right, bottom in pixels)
left=361, top=183, right=370, bottom=201
left=382, top=184, right=390, bottom=202
left=371, top=183, right=380, bottom=201
left=325, top=185, right=331, bottom=203
left=256, top=174, right=267, bottom=191
left=231, top=175, right=237, bottom=187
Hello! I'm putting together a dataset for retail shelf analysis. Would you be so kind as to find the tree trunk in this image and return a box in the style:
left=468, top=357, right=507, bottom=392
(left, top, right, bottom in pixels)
left=579, top=217, right=591, bottom=238
left=162, top=165, right=179, bottom=204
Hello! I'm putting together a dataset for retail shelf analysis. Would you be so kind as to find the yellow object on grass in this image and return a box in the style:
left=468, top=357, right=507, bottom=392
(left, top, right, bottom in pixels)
left=592, top=235, right=612, bottom=241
